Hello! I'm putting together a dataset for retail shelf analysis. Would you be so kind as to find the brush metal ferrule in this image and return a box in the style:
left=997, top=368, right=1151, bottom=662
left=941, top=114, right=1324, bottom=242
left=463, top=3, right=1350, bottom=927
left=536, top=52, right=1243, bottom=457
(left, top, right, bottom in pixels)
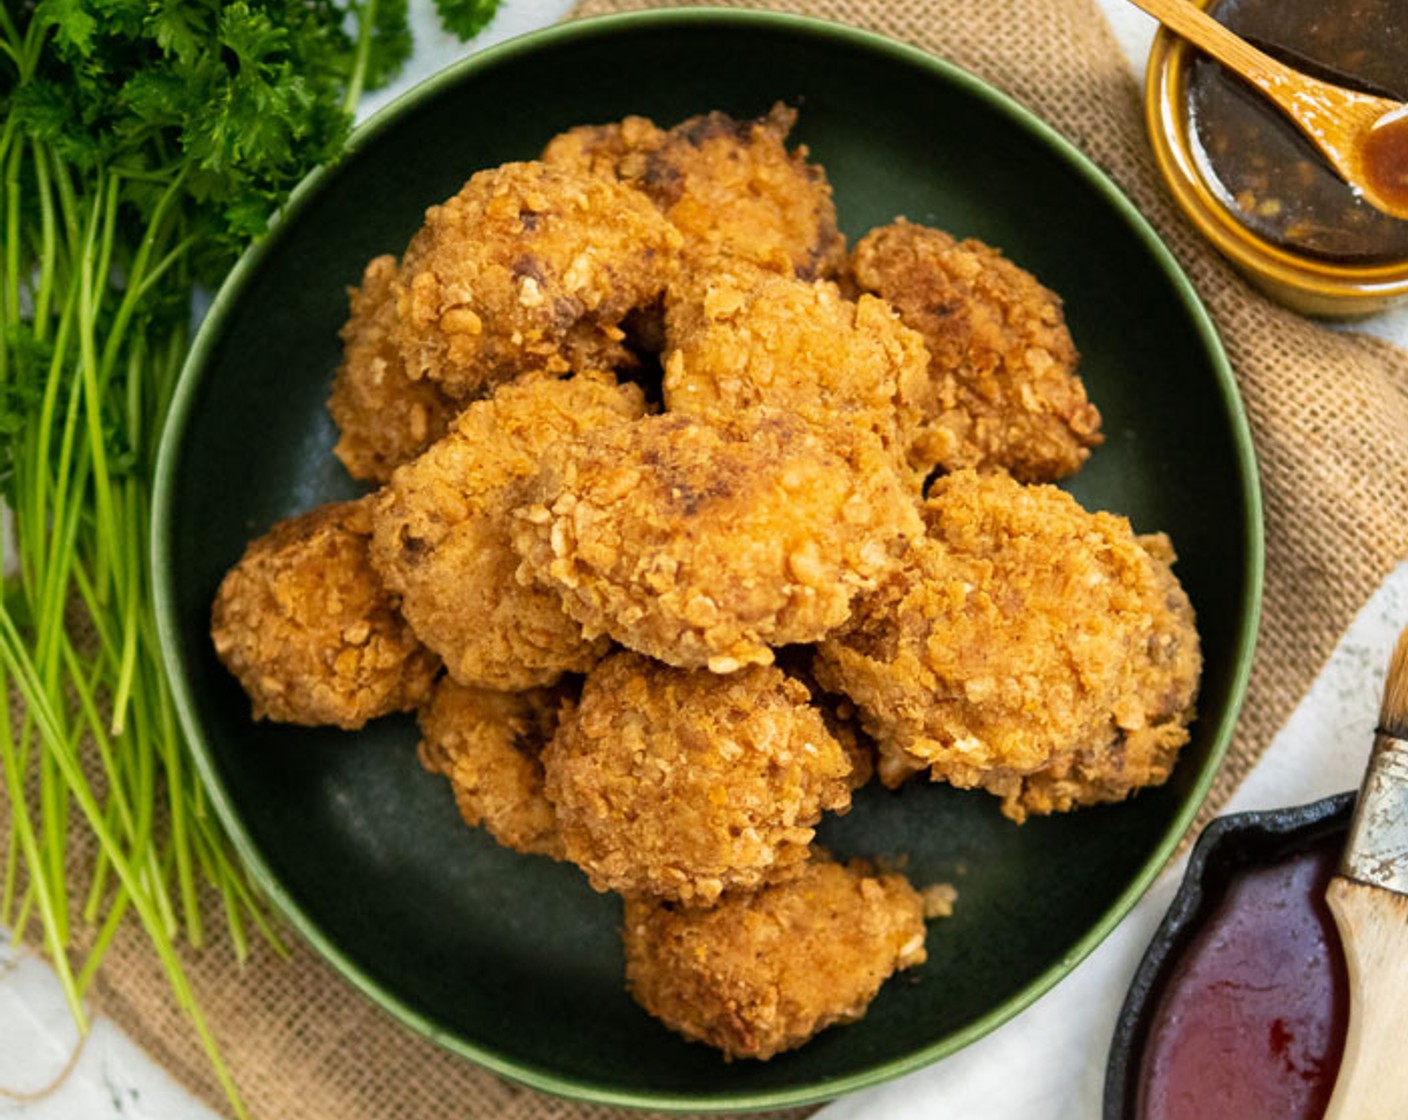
left=1341, top=731, right=1408, bottom=895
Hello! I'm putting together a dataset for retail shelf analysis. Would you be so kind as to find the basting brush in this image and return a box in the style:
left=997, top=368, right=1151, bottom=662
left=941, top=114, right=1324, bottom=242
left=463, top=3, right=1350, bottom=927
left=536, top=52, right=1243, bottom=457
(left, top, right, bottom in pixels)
left=1323, top=622, right=1408, bottom=1120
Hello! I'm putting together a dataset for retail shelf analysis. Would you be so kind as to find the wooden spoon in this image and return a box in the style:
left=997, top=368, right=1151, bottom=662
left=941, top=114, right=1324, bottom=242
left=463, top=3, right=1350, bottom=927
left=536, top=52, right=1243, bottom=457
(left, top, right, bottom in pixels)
left=1126, top=0, right=1408, bottom=220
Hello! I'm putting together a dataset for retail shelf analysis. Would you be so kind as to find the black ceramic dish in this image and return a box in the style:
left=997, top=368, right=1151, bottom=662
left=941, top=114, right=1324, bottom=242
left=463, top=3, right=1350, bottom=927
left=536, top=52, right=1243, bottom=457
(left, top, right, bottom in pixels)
left=1104, top=791, right=1355, bottom=1119
left=153, top=10, right=1261, bottom=1110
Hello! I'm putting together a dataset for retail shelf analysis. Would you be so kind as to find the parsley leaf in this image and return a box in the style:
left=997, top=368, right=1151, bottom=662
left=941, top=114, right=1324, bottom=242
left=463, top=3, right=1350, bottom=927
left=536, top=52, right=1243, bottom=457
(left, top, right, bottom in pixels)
left=434, top=0, right=502, bottom=42
left=363, top=0, right=414, bottom=90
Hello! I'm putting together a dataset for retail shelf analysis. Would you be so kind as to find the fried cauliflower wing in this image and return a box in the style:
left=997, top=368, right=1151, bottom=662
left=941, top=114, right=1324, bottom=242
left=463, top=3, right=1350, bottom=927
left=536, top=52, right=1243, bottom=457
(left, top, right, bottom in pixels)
left=623, top=856, right=927, bottom=1059
left=393, top=161, right=682, bottom=398
left=814, top=470, right=1200, bottom=821
left=328, top=254, right=462, bottom=484
left=848, top=219, right=1102, bottom=481
left=210, top=498, right=438, bottom=730
left=543, top=652, right=854, bottom=905
left=662, top=262, right=935, bottom=480
left=512, top=409, right=923, bottom=672
left=544, top=104, right=844, bottom=279
left=417, top=676, right=571, bottom=859
left=369, top=372, right=645, bottom=691
left=1012, top=531, right=1201, bottom=818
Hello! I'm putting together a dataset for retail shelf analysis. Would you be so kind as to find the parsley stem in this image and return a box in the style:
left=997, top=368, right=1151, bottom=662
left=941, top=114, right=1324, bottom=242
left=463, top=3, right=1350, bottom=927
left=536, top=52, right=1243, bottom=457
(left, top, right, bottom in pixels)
left=77, top=186, right=120, bottom=606
left=0, top=609, right=246, bottom=1116
left=59, top=637, right=138, bottom=846
left=31, top=139, right=58, bottom=339
left=1, top=138, right=21, bottom=380
left=344, top=0, right=381, bottom=115
left=0, top=5, right=21, bottom=63
left=1, top=684, right=23, bottom=928
left=76, top=882, right=129, bottom=996
left=1, top=5, right=500, bottom=1113
left=0, top=647, right=86, bottom=1028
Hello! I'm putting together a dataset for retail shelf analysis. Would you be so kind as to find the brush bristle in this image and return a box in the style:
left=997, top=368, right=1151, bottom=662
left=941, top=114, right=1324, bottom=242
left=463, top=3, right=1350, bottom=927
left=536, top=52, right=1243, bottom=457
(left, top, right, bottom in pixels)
left=1381, top=624, right=1408, bottom=740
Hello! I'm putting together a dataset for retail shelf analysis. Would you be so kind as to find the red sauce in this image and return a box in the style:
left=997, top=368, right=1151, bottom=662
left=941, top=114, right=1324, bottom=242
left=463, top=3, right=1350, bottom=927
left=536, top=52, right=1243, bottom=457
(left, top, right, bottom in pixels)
left=1135, top=839, right=1348, bottom=1120
left=1363, top=113, right=1408, bottom=215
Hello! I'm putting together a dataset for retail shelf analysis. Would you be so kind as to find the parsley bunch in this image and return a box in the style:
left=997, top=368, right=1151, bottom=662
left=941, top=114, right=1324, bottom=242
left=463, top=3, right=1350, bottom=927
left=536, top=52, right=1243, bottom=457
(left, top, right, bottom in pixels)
left=0, top=1, right=498, bottom=1114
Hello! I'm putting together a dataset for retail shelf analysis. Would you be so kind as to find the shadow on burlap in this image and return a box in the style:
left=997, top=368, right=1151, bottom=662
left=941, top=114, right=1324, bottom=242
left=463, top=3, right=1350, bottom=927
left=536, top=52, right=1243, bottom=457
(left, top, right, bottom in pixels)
left=4, top=1, right=1406, bottom=1117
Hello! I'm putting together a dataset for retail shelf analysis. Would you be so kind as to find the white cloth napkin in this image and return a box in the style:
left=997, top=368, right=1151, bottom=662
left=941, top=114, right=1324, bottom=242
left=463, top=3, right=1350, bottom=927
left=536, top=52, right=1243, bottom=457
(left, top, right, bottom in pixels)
left=820, top=560, right=1408, bottom=1120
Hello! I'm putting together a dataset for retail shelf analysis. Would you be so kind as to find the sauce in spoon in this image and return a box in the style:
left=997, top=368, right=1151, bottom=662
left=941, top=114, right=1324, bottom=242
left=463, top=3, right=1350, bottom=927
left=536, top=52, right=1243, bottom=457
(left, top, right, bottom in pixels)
left=1362, top=111, right=1408, bottom=217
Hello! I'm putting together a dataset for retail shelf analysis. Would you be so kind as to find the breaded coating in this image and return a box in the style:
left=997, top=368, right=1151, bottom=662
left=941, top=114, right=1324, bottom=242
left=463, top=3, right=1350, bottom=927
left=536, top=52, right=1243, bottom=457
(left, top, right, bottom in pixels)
left=210, top=498, right=438, bottom=730
left=328, top=255, right=462, bottom=484
left=662, top=262, right=935, bottom=480
left=369, top=373, right=645, bottom=691
left=1012, top=531, right=1201, bottom=818
left=773, top=646, right=876, bottom=790
left=814, top=470, right=1201, bottom=821
left=393, top=161, right=682, bottom=398
left=540, top=115, right=666, bottom=182
left=544, top=105, right=844, bottom=279
left=848, top=220, right=1102, bottom=481
left=623, top=857, right=928, bottom=1059
left=512, top=409, right=923, bottom=672
left=417, top=677, right=570, bottom=859
left=543, top=652, right=854, bottom=905
left=818, top=692, right=876, bottom=792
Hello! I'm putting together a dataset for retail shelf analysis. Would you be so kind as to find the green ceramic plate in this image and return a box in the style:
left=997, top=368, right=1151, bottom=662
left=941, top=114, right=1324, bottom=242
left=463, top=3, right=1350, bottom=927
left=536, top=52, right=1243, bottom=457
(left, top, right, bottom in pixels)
left=153, top=10, right=1262, bottom=1112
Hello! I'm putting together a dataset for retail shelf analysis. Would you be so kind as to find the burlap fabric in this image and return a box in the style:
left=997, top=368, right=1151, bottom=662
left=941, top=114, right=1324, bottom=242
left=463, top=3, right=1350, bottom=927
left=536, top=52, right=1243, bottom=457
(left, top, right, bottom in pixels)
left=6, top=0, right=1408, bottom=1117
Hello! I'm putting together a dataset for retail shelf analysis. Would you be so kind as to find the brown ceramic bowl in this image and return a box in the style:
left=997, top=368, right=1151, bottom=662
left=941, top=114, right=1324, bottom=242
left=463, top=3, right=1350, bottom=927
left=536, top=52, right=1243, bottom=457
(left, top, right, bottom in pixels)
left=1145, top=14, right=1408, bottom=318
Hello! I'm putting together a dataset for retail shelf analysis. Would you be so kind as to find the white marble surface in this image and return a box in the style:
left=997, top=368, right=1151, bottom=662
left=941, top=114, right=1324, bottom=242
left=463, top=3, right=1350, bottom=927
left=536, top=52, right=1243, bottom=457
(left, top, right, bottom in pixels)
left=3, top=2, right=1405, bottom=1117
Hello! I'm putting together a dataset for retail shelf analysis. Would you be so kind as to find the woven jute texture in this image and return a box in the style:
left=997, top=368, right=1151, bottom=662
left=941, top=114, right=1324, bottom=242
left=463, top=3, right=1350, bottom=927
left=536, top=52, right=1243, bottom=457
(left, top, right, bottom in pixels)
left=5, top=1, right=1407, bottom=1118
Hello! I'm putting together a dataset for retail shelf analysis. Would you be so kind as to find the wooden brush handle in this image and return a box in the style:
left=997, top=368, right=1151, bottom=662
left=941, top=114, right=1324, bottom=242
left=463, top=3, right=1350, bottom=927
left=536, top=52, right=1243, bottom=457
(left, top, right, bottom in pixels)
left=1324, top=877, right=1408, bottom=1120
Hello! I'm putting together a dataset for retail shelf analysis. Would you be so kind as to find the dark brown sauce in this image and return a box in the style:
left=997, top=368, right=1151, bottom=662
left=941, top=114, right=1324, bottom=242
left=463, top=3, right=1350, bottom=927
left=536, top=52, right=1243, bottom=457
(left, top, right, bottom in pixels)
left=1135, top=837, right=1348, bottom=1120
left=1363, top=113, right=1408, bottom=214
left=1188, top=0, right=1408, bottom=263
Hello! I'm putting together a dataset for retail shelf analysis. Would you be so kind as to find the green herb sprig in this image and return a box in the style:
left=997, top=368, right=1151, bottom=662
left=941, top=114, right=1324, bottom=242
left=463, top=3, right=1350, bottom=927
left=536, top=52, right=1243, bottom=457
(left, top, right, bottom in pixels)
left=0, top=0, right=499, bottom=1115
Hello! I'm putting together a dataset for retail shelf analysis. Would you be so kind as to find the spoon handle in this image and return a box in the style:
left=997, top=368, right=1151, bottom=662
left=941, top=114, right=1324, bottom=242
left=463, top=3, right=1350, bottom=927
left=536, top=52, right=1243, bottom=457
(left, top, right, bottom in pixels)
left=1125, top=0, right=1402, bottom=209
left=1123, top=0, right=1306, bottom=106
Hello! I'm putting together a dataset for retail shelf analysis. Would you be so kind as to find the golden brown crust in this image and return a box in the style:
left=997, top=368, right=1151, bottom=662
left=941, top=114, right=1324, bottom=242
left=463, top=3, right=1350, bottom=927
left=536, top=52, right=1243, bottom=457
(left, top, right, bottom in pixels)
left=847, top=219, right=1102, bottom=481
left=417, top=677, right=570, bottom=858
left=814, top=471, right=1200, bottom=821
left=215, top=107, right=1210, bottom=1067
left=642, top=105, right=845, bottom=279
left=662, top=261, right=934, bottom=481
left=540, top=115, right=667, bottom=182
left=512, top=409, right=923, bottom=672
left=622, top=857, right=928, bottom=1059
left=369, top=373, right=645, bottom=691
left=210, top=498, right=439, bottom=730
left=773, top=646, right=876, bottom=791
left=1011, top=531, right=1201, bottom=817
left=328, top=255, right=462, bottom=484
left=544, top=105, right=844, bottom=280
left=393, top=161, right=682, bottom=398
left=542, top=652, right=854, bottom=905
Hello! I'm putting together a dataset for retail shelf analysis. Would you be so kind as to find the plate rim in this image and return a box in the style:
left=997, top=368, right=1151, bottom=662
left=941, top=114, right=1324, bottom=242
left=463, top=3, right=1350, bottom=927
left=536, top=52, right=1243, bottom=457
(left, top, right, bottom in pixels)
left=152, top=7, right=1265, bottom=1111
